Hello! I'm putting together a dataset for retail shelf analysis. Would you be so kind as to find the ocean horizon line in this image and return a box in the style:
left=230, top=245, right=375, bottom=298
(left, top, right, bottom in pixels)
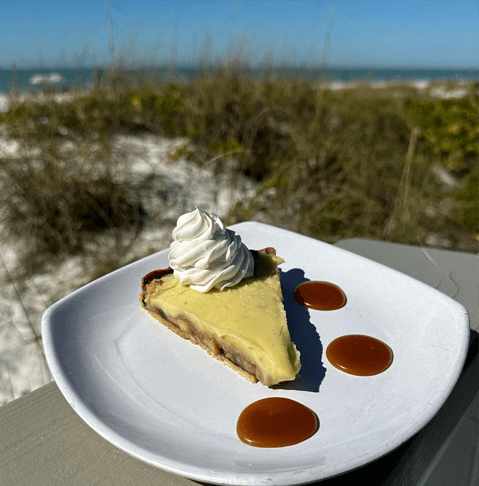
left=1, top=65, right=478, bottom=95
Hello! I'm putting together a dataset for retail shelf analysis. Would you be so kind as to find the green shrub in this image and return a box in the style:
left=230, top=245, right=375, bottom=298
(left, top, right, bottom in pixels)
left=406, top=96, right=479, bottom=172
left=451, top=171, right=479, bottom=233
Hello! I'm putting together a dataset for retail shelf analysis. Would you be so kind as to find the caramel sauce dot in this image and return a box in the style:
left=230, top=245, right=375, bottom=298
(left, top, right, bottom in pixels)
left=326, top=334, right=393, bottom=376
left=294, top=281, right=346, bottom=311
left=237, top=397, right=318, bottom=448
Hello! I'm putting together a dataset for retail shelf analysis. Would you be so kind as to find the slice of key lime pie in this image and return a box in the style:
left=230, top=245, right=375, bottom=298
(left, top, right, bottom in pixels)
left=140, top=207, right=301, bottom=386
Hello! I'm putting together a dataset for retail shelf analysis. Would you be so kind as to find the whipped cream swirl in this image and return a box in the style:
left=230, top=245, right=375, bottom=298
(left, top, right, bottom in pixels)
left=169, top=207, right=254, bottom=293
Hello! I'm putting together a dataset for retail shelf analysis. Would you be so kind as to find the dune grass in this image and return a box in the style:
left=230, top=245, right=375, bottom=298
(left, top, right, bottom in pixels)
left=0, top=63, right=477, bottom=401
left=0, top=65, right=477, bottom=279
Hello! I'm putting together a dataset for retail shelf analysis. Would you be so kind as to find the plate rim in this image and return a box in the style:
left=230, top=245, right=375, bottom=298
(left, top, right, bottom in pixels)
left=42, top=222, right=470, bottom=485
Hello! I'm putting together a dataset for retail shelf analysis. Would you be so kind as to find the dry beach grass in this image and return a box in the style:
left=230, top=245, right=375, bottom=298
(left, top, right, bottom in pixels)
left=0, top=64, right=477, bottom=403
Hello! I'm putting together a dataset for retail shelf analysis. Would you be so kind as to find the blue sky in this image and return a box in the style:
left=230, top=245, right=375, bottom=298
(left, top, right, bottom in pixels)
left=1, top=0, right=478, bottom=69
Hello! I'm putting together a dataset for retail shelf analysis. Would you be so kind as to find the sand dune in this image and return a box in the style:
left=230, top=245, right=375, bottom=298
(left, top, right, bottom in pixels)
left=0, top=132, right=257, bottom=405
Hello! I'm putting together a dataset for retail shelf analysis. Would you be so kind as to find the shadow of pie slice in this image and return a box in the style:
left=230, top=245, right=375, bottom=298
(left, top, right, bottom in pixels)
left=140, top=248, right=301, bottom=386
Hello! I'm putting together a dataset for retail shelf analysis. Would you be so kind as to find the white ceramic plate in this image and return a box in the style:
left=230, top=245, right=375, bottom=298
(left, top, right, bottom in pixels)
left=42, top=222, right=470, bottom=485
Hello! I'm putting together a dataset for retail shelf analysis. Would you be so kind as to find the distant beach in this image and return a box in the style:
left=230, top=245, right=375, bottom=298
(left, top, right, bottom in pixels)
left=1, top=66, right=478, bottom=95
left=0, top=66, right=477, bottom=115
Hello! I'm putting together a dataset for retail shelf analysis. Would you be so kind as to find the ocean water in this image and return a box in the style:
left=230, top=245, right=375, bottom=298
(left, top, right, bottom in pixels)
left=1, top=66, right=478, bottom=94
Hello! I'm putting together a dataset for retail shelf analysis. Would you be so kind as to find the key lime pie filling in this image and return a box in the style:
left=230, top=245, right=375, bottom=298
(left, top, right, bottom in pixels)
left=140, top=208, right=301, bottom=386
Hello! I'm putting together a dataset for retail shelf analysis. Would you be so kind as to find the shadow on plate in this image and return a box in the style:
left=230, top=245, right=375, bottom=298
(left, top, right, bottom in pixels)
left=271, top=268, right=326, bottom=393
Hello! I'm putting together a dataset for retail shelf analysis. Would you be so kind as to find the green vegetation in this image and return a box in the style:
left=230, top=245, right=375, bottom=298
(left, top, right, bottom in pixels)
left=406, top=96, right=479, bottom=173
left=0, top=67, right=477, bottom=287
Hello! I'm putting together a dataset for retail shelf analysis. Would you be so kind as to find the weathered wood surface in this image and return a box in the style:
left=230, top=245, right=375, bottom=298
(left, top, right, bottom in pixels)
left=0, top=382, right=197, bottom=486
